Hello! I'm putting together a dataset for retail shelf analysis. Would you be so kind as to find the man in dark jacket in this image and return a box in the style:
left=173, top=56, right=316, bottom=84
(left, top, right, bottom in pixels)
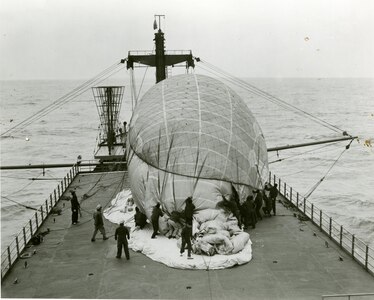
left=134, top=207, right=147, bottom=229
left=70, top=190, right=80, bottom=225
left=151, top=203, right=163, bottom=239
left=115, top=222, right=130, bottom=259
left=180, top=224, right=193, bottom=259
left=91, top=204, right=108, bottom=242
left=270, top=183, right=279, bottom=216
left=254, top=189, right=263, bottom=221
left=241, top=195, right=256, bottom=229
left=184, top=197, right=195, bottom=226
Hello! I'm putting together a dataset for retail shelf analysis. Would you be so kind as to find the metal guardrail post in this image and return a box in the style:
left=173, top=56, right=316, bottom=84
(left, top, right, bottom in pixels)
left=23, top=227, right=27, bottom=247
left=278, top=178, right=281, bottom=194
left=329, top=217, right=332, bottom=238
left=50, top=194, right=53, bottom=208
left=273, top=174, right=276, bottom=186
left=290, top=187, right=293, bottom=202
left=319, top=210, right=323, bottom=231
left=365, top=245, right=369, bottom=271
left=284, top=182, right=286, bottom=196
left=57, top=185, right=60, bottom=197
left=352, top=235, right=355, bottom=258
left=64, top=176, right=67, bottom=189
left=311, top=204, right=314, bottom=222
left=268, top=171, right=271, bottom=184
left=303, top=198, right=306, bottom=214
left=339, top=225, right=343, bottom=248
left=7, top=247, right=11, bottom=270
left=54, top=189, right=57, bottom=204
left=296, top=192, right=299, bottom=207
left=35, top=212, right=39, bottom=228
left=29, top=220, right=33, bottom=235
left=15, top=237, right=20, bottom=257
left=41, top=206, right=44, bottom=220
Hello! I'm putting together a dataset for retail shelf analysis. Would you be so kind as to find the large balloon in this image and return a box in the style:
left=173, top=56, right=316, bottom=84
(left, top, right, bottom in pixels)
left=127, top=74, right=268, bottom=254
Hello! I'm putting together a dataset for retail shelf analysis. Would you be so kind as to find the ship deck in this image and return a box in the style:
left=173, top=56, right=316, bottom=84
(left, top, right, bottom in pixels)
left=1, top=171, right=373, bottom=299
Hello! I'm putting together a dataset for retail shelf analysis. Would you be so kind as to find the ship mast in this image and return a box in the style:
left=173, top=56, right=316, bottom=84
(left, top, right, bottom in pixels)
left=126, top=15, right=195, bottom=84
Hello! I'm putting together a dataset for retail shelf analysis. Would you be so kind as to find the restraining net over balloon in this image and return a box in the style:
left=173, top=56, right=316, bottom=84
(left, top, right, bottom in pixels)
left=128, top=74, right=268, bottom=186
left=124, top=74, right=268, bottom=267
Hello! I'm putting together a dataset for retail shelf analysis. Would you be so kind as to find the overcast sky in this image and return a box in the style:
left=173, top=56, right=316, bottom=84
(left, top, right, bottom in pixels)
left=0, top=0, right=373, bottom=79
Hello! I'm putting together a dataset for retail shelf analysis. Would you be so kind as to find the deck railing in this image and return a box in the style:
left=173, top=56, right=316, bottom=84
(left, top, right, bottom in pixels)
left=322, top=292, right=374, bottom=299
left=1, top=164, right=80, bottom=281
left=269, top=172, right=374, bottom=276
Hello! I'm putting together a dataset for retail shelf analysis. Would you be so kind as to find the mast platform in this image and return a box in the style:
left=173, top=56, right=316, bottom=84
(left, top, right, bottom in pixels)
left=1, top=172, right=373, bottom=299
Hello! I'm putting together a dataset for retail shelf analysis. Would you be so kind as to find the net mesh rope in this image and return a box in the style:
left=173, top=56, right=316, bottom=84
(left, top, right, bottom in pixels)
left=128, top=74, right=268, bottom=188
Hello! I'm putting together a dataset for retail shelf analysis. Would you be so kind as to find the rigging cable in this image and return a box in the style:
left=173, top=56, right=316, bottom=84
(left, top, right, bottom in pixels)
left=303, top=139, right=354, bottom=199
left=1, top=61, right=125, bottom=137
left=196, top=59, right=346, bottom=134
left=14, top=63, right=125, bottom=135
left=137, top=66, right=149, bottom=101
left=1, top=195, right=40, bottom=211
left=268, top=141, right=343, bottom=164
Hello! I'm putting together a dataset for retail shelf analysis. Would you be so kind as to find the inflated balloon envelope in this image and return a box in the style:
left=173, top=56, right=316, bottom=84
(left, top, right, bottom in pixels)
left=125, top=74, right=268, bottom=268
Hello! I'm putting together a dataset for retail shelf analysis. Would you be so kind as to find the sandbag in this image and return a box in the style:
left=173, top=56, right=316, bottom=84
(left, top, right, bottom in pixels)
left=231, top=232, right=251, bottom=254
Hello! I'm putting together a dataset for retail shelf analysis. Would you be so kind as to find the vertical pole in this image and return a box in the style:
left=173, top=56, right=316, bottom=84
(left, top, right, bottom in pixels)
left=50, top=195, right=53, bottom=208
left=45, top=199, right=49, bottom=213
left=54, top=189, right=57, bottom=204
left=273, top=174, right=276, bottom=186
left=70, top=169, right=72, bottom=181
left=64, top=176, right=67, bottom=190
left=303, top=198, right=306, bottom=214
left=365, top=245, right=369, bottom=271
left=311, top=204, right=314, bottom=222
left=23, top=227, right=27, bottom=247
left=296, top=192, right=299, bottom=208
left=352, top=235, right=355, bottom=258
left=16, top=236, right=20, bottom=257
left=7, top=246, right=11, bottom=269
left=41, top=206, right=44, bottom=221
left=268, top=171, right=271, bottom=184
left=29, top=220, right=33, bottom=235
left=278, top=178, right=281, bottom=194
left=35, top=212, right=39, bottom=228
left=290, top=187, right=293, bottom=202
left=319, top=210, right=323, bottom=231
left=329, top=217, right=332, bottom=238
left=340, top=225, right=343, bottom=248
left=57, top=185, right=61, bottom=198
left=284, top=182, right=286, bottom=197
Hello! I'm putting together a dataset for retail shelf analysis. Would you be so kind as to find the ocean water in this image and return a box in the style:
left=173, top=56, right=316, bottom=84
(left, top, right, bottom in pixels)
left=1, top=78, right=374, bottom=252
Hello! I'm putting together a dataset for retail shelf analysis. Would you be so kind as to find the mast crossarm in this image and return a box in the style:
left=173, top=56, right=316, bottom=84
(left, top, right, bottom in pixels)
left=127, top=54, right=194, bottom=69
left=267, top=136, right=358, bottom=152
